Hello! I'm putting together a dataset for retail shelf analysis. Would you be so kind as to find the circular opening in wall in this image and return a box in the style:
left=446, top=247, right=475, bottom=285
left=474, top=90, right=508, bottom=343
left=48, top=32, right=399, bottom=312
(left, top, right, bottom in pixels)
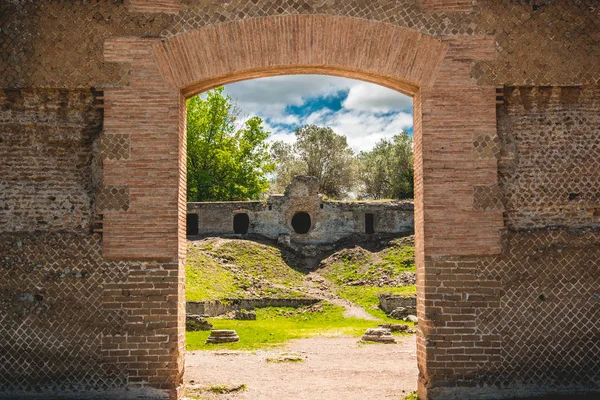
left=291, top=212, right=311, bottom=234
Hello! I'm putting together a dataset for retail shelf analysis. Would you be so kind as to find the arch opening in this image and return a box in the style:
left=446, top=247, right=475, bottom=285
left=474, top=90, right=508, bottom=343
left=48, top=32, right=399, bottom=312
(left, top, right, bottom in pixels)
left=291, top=212, right=312, bottom=234
left=233, top=213, right=250, bottom=234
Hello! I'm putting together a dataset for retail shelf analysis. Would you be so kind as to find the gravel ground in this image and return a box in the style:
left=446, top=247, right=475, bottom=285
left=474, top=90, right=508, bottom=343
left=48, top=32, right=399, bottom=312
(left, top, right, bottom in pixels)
left=184, top=335, right=418, bottom=400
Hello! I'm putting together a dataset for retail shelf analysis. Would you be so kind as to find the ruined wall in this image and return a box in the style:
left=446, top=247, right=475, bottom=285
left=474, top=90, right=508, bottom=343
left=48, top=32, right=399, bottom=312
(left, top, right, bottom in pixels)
left=423, top=85, right=600, bottom=399
left=0, top=90, right=182, bottom=398
left=1, top=1, right=599, bottom=399
left=187, top=177, right=414, bottom=244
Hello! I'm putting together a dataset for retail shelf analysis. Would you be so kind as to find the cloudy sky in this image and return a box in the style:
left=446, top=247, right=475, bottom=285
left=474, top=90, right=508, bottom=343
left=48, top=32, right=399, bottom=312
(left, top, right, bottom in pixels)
left=222, top=75, right=413, bottom=153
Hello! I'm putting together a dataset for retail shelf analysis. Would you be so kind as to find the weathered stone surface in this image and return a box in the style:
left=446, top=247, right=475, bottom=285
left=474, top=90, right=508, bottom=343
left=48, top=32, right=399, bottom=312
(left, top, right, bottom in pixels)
left=188, top=176, right=414, bottom=245
left=379, top=294, right=417, bottom=314
left=185, top=315, right=212, bottom=331
left=206, top=330, right=240, bottom=344
left=233, top=310, right=256, bottom=321
left=378, top=324, right=416, bottom=334
left=389, top=307, right=418, bottom=320
left=361, top=328, right=397, bottom=343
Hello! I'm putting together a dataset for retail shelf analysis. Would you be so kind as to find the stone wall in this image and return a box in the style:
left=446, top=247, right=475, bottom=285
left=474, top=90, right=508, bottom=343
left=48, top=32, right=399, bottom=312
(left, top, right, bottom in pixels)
left=187, top=176, right=414, bottom=244
left=1, top=1, right=599, bottom=399
left=186, top=298, right=320, bottom=317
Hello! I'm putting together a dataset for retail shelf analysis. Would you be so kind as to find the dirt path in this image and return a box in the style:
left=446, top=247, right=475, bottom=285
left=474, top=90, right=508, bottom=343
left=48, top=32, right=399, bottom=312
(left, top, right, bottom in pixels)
left=184, top=336, right=418, bottom=400
left=302, top=272, right=380, bottom=321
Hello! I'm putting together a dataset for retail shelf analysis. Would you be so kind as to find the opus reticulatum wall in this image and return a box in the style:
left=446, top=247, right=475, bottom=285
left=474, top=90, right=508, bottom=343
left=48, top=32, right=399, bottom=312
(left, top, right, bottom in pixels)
left=0, top=1, right=599, bottom=399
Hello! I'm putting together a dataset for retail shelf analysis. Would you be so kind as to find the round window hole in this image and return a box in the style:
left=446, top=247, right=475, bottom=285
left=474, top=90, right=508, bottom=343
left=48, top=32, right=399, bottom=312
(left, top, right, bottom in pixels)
left=291, top=212, right=311, bottom=234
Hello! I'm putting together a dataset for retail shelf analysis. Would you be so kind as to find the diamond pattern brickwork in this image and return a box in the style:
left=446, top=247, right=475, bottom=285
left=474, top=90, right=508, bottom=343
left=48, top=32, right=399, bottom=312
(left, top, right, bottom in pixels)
left=475, top=229, right=600, bottom=390
left=1, top=1, right=598, bottom=88
left=0, top=232, right=181, bottom=396
left=100, top=134, right=130, bottom=161
left=473, top=184, right=505, bottom=211
left=498, top=86, right=600, bottom=230
left=95, top=186, right=130, bottom=212
left=0, top=233, right=127, bottom=393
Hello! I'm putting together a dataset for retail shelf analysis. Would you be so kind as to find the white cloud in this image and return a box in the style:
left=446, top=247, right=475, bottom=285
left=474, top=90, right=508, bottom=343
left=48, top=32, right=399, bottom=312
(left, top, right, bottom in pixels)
left=304, top=109, right=413, bottom=152
left=222, top=75, right=413, bottom=152
left=225, top=75, right=351, bottom=120
left=343, top=82, right=413, bottom=113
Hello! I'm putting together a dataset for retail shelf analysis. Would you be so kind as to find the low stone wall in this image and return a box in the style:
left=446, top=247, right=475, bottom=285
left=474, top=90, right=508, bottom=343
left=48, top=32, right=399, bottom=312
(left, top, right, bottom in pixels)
left=186, top=298, right=320, bottom=317
left=187, top=176, right=414, bottom=245
left=378, top=294, right=417, bottom=314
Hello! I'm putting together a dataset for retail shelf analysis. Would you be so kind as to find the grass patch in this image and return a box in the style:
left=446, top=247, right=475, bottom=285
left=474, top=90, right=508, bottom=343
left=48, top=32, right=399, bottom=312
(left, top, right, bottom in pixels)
left=186, top=246, right=243, bottom=301
left=319, top=238, right=415, bottom=286
left=187, top=303, right=380, bottom=351
left=186, top=239, right=306, bottom=301
left=337, top=285, right=417, bottom=322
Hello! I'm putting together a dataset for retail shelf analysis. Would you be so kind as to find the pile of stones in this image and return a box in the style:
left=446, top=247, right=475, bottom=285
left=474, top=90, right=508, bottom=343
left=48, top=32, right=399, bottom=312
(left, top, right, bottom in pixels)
left=388, top=306, right=418, bottom=324
left=185, top=314, right=213, bottom=331
left=205, top=330, right=240, bottom=344
left=360, top=327, right=396, bottom=343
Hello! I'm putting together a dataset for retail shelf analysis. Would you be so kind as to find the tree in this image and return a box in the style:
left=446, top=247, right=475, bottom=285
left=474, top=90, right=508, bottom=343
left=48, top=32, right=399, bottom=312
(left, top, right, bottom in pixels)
left=271, top=125, right=358, bottom=198
left=358, top=132, right=414, bottom=199
left=186, top=87, right=274, bottom=202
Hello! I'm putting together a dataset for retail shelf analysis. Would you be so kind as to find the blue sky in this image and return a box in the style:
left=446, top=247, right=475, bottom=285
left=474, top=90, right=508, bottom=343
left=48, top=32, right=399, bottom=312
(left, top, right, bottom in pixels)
left=223, top=75, right=413, bottom=153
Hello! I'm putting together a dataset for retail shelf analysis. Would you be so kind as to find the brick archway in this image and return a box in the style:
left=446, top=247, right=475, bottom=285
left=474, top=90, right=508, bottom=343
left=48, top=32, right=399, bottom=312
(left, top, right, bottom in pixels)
left=101, top=15, right=503, bottom=399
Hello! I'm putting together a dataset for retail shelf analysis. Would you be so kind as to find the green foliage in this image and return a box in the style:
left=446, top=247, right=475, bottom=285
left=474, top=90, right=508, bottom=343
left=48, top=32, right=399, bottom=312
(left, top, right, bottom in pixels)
left=186, top=304, right=380, bottom=351
left=186, top=87, right=274, bottom=202
left=270, top=125, right=358, bottom=198
left=358, top=131, right=414, bottom=199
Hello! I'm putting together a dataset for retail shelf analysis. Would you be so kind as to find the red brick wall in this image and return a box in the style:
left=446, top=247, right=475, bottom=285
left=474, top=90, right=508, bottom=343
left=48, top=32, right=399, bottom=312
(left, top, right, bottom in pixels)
left=1, top=2, right=599, bottom=400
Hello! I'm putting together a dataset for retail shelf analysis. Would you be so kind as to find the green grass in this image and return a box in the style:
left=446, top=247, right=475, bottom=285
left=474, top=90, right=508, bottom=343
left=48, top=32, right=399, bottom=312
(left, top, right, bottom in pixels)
left=186, top=303, right=382, bottom=351
left=186, top=246, right=244, bottom=301
left=211, top=240, right=305, bottom=287
left=186, top=239, right=306, bottom=301
left=319, top=240, right=415, bottom=286
left=337, top=285, right=417, bottom=322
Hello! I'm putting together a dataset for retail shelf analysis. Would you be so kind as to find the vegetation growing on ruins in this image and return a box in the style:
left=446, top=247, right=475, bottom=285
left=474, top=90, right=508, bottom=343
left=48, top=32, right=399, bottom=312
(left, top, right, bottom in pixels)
left=186, top=236, right=417, bottom=349
left=270, top=125, right=359, bottom=197
left=186, top=238, right=307, bottom=301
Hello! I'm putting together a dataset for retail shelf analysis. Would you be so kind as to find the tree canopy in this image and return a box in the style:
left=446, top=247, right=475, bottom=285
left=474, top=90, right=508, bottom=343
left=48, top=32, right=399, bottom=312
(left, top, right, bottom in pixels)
left=358, top=132, right=414, bottom=200
left=186, top=87, right=274, bottom=202
left=270, top=125, right=358, bottom=198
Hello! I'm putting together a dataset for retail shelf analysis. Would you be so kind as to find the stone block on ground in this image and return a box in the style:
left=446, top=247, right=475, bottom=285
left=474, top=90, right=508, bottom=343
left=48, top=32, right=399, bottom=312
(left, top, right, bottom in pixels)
left=206, top=329, right=240, bottom=344
left=186, top=314, right=213, bottom=331
left=234, top=309, right=256, bottom=320
left=388, top=306, right=417, bottom=320
left=360, top=327, right=396, bottom=343
left=378, top=323, right=416, bottom=334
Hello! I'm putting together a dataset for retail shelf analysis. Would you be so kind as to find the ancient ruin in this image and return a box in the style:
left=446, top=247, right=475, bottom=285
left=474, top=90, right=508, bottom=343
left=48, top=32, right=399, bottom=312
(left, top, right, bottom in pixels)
left=187, top=176, right=414, bottom=244
left=1, top=1, right=599, bottom=399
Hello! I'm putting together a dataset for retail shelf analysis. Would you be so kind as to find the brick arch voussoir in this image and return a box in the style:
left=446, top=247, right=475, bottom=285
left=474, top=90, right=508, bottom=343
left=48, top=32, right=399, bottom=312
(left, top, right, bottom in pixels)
left=150, top=15, right=449, bottom=97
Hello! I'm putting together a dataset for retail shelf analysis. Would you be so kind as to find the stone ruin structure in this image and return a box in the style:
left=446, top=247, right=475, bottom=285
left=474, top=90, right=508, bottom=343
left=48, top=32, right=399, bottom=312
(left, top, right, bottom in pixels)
left=1, top=1, right=599, bottom=399
left=187, top=176, right=414, bottom=244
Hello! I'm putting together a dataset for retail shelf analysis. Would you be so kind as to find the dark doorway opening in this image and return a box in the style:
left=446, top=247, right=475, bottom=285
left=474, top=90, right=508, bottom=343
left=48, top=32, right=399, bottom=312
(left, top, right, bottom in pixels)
left=291, top=212, right=311, bottom=234
left=365, top=213, right=375, bottom=234
left=186, top=214, right=199, bottom=235
left=233, top=213, right=250, bottom=234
